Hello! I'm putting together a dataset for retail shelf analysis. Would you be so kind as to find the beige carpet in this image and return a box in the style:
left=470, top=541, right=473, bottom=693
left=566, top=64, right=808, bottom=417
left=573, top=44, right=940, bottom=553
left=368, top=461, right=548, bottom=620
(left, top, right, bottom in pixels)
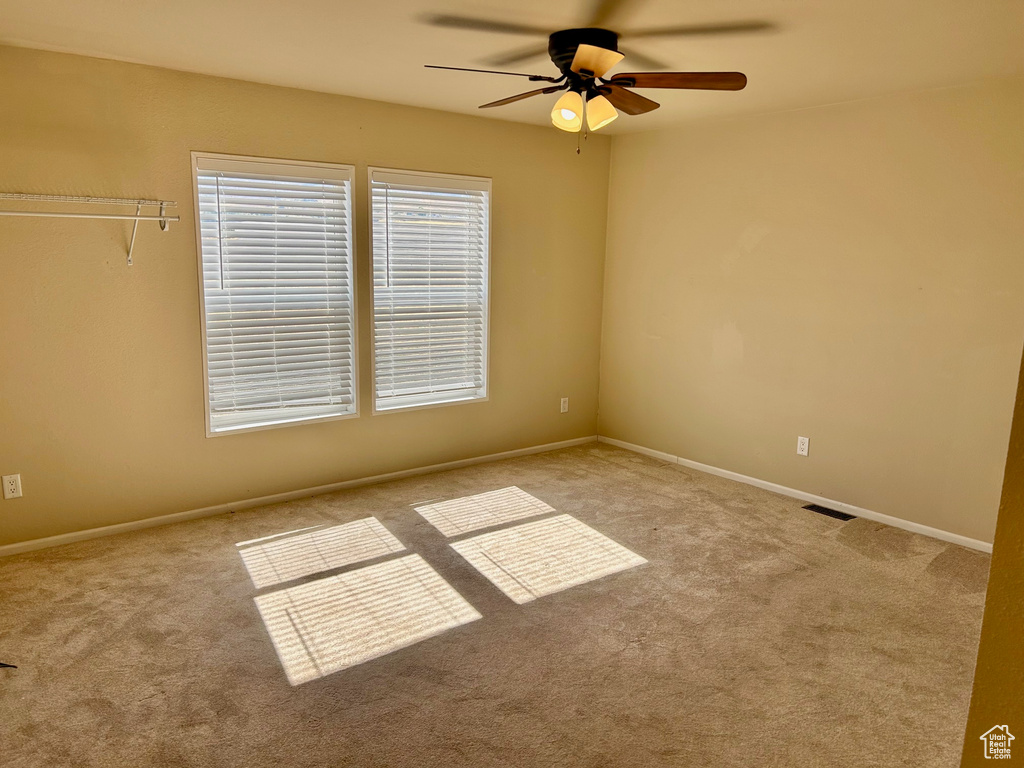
left=0, top=443, right=988, bottom=767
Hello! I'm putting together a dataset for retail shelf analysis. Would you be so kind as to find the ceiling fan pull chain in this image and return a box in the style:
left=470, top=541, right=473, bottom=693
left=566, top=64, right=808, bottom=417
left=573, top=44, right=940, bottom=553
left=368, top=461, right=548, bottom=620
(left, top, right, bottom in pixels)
left=578, top=99, right=591, bottom=154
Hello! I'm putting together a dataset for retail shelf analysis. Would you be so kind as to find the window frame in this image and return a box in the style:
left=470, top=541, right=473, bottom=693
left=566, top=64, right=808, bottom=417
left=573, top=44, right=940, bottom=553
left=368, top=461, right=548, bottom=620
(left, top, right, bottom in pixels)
left=191, top=151, right=360, bottom=437
left=366, top=166, right=492, bottom=416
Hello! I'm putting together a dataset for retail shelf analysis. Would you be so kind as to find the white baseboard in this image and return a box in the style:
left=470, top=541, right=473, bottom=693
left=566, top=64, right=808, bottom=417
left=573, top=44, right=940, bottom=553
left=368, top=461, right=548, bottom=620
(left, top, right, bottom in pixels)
left=597, top=435, right=993, bottom=553
left=0, top=435, right=599, bottom=558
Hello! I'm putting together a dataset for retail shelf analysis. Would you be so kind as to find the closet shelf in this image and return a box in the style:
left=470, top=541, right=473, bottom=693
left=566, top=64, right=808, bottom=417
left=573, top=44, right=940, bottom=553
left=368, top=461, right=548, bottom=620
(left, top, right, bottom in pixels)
left=0, top=192, right=180, bottom=265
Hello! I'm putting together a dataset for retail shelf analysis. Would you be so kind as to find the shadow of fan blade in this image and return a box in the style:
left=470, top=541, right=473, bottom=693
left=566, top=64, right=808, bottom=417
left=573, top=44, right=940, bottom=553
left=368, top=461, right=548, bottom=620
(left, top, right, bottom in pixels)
left=484, top=44, right=552, bottom=67
left=625, top=21, right=776, bottom=38
left=422, top=14, right=551, bottom=36
left=584, top=0, right=641, bottom=28
left=618, top=45, right=669, bottom=71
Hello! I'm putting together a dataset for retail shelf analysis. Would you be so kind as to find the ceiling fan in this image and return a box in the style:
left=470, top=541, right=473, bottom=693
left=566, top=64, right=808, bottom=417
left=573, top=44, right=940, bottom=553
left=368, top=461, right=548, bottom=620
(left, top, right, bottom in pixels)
left=423, top=1, right=771, bottom=132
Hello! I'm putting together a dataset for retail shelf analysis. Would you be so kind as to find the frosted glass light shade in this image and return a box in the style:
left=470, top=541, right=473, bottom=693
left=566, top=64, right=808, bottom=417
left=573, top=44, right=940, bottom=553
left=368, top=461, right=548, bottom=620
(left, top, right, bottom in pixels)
left=570, top=44, right=625, bottom=78
left=586, top=95, right=618, bottom=131
left=551, top=91, right=584, bottom=132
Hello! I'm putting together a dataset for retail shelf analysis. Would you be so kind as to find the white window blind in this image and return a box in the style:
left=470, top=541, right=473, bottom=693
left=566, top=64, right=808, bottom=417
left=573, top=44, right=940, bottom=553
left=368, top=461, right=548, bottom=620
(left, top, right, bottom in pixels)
left=193, top=154, right=356, bottom=434
left=370, top=168, right=490, bottom=412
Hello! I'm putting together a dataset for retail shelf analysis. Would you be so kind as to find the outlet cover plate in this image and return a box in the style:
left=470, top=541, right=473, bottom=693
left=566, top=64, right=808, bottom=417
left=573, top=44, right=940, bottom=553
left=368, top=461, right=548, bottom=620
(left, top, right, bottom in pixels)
left=2, top=474, right=22, bottom=499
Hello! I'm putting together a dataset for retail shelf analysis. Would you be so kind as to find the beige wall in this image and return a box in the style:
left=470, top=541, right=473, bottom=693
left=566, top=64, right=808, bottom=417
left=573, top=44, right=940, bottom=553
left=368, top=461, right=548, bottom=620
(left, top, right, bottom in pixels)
left=600, top=78, right=1024, bottom=543
left=3, top=43, right=1021, bottom=550
left=0, top=45, right=610, bottom=547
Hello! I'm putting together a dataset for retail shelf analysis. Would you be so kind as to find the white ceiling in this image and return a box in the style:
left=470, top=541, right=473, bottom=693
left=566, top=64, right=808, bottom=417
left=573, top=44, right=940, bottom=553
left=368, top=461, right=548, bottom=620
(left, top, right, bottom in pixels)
left=2, top=0, right=1022, bottom=133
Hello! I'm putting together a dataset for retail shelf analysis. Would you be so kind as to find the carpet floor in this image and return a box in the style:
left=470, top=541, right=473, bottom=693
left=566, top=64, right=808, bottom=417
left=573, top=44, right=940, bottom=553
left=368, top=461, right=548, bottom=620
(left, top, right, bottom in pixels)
left=0, top=442, right=988, bottom=767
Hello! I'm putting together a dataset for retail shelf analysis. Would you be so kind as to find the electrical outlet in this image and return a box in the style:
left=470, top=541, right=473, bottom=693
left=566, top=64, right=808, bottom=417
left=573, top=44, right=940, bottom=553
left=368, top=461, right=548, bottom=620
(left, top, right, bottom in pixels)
left=2, top=474, right=22, bottom=500
left=560, top=397, right=569, bottom=413
left=797, top=437, right=809, bottom=457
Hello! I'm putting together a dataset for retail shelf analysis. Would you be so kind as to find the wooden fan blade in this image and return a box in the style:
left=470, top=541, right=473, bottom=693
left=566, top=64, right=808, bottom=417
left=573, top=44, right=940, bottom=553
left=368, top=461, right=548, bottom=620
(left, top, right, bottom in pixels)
left=598, top=85, right=660, bottom=115
left=608, top=72, right=747, bottom=90
left=571, top=44, right=625, bottom=78
left=423, top=14, right=550, bottom=36
left=479, top=85, right=564, bottom=109
left=626, top=21, right=775, bottom=38
left=485, top=44, right=552, bottom=67
left=617, top=45, right=669, bottom=71
left=425, top=65, right=560, bottom=82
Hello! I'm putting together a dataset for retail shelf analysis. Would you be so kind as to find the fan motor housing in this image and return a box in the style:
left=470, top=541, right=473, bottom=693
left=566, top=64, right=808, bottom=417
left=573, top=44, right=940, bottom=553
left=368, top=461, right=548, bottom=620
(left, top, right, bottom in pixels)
left=548, top=28, right=620, bottom=76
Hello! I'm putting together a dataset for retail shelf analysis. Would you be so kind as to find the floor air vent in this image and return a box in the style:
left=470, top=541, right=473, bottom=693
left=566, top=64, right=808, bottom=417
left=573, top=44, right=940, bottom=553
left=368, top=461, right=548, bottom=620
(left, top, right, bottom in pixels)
left=803, top=503, right=856, bottom=521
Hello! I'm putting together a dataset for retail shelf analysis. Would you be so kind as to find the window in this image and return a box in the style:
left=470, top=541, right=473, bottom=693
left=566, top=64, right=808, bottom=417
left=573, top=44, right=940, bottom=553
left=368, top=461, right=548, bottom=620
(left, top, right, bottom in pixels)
left=192, top=153, right=356, bottom=434
left=369, top=168, right=491, bottom=412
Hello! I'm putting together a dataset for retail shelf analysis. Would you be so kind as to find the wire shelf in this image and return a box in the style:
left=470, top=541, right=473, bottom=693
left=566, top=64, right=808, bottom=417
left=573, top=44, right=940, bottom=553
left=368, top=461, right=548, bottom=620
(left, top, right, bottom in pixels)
left=0, top=193, right=176, bottom=207
left=0, top=192, right=180, bottom=265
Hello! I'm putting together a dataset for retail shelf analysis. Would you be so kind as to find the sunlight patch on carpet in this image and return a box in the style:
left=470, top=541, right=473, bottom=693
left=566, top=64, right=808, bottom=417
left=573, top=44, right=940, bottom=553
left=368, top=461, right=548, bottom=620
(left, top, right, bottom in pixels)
left=237, top=518, right=406, bottom=589
left=415, top=486, right=555, bottom=537
left=450, top=514, right=647, bottom=604
left=254, top=554, right=481, bottom=685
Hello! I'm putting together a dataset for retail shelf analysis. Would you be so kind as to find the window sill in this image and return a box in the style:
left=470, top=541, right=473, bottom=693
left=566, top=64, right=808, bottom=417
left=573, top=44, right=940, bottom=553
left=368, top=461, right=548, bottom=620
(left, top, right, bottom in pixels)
left=206, top=408, right=359, bottom=437
left=372, top=393, right=488, bottom=416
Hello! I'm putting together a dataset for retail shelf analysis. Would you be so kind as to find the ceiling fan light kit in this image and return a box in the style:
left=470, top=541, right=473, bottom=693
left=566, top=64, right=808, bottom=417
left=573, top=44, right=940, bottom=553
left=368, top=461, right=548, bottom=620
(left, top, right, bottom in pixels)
left=424, top=3, right=769, bottom=138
